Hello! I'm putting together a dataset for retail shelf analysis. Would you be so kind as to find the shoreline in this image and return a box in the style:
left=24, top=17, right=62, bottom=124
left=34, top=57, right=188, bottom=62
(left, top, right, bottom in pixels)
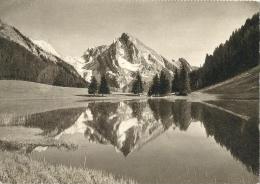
left=0, top=91, right=219, bottom=102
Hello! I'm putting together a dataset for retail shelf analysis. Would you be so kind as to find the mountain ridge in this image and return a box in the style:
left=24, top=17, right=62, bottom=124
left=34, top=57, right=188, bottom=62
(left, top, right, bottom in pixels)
left=0, top=20, right=87, bottom=88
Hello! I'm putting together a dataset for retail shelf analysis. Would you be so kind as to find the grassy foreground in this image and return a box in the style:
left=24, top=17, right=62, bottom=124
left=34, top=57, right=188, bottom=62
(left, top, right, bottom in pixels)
left=0, top=126, right=137, bottom=184
left=0, top=151, right=137, bottom=184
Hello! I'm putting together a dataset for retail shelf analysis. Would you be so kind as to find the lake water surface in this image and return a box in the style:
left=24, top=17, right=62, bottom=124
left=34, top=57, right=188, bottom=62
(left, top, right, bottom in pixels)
left=0, top=99, right=258, bottom=184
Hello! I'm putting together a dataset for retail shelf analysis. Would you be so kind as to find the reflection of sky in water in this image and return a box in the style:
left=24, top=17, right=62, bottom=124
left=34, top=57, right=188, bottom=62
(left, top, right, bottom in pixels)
left=0, top=99, right=258, bottom=184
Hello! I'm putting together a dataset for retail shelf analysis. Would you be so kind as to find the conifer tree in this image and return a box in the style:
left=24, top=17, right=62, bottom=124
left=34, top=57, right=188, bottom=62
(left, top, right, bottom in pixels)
left=171, top=69, right=179, bottom=93
left=147, top=87, right=153, bottom=96
left=98, top=75, right=110, bottom=95
left=179, top=66, right=191, bottom=96
left=131, top=73, right=143, bottom=95
left=148, top=74, right=160, bottom=96
left=159, top=70, right=170, bottom=95
left=88, top=76, right=98, bottom=95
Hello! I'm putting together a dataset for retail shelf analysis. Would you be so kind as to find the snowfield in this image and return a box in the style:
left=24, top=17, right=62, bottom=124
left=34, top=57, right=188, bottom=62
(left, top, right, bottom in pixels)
left=32, top=40, right=61, bottom=58
left=117, top=56, right=139, bottom=72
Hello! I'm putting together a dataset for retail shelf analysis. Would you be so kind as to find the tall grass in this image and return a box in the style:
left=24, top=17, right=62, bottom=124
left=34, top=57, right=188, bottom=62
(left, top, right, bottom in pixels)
left=0, top=151, right=137, bottom=184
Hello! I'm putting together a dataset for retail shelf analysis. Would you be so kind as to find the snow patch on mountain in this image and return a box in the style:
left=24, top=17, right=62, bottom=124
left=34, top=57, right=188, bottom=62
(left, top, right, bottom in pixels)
left=63, top=56, right=86, bottom=78
left=32, top=40, right=61, bottom=58
left=118, top=56, right=139, bottom=72
left=32, top=40, right=87, bottom=79
left=0, top=22, right=60, bottom=64
left=118, top=118, right=138, bottom=136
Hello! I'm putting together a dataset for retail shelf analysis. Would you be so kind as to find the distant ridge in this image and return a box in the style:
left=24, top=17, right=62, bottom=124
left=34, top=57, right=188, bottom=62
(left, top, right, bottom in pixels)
left=0, top=20, right=87, bottom=88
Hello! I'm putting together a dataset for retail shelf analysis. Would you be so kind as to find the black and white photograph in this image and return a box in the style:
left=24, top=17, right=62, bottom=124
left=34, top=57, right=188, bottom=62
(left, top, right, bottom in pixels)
left=0, top=0, right=259, bottom=184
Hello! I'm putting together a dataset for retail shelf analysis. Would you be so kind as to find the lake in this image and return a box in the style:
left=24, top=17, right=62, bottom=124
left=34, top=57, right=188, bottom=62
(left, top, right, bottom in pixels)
left=0, top=99, right=258, bottom=184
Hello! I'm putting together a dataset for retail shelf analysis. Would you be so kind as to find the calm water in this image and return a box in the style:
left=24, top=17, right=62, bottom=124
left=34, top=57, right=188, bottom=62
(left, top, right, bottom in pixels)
left=0, top=99, right=259, bottom=184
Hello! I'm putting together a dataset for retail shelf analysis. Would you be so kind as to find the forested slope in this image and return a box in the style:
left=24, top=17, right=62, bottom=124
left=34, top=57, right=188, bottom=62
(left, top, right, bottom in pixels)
left=191, top=13, right=259, bottom=90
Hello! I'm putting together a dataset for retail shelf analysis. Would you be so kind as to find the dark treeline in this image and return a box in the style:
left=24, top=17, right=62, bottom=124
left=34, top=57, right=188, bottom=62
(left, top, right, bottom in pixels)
left=88, top=75, right=110, bottom=95
left=190, top=13, right=259, bottom=90
left=148, top=99, right=192, bottom=130
left=131, top=72, right=144, bottom=95
left=148, top=67, right=190, bottom=96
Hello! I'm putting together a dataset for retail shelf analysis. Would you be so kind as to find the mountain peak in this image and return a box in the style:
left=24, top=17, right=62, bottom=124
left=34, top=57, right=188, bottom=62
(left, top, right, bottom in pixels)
left=120, top=32, right=132, bottom=38
left=119, top=32, right=137, bottom=43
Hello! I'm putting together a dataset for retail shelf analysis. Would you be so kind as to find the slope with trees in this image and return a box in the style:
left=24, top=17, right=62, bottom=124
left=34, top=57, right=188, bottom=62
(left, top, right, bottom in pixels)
left=190, top=13, right=259, bottom=90
left=0, top=21, right=87, bottom=88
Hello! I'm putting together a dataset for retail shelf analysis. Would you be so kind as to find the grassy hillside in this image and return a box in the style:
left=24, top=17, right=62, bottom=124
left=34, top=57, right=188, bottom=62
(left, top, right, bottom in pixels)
left=201, top=65, right=259, bottom=99
left=0, top=80, right=89, bottom=115
left=0, top=80, right=87, bottom=99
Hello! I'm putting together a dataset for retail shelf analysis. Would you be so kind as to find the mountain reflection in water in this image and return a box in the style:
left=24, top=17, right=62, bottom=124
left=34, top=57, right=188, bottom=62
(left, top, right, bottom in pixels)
left=0, top=99, right=258, bottom=176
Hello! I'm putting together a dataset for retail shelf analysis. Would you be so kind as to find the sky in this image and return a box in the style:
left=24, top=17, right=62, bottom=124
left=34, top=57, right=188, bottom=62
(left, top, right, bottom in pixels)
left=0, top=0, right=259, bottom=66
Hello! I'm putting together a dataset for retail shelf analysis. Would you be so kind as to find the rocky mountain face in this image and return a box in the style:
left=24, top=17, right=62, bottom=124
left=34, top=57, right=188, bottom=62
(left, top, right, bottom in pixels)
left=0, top=20, right=87, bottom=87
left=81, top=33, right=191, bottom=92
left=172, top=58, right=193, bottom=72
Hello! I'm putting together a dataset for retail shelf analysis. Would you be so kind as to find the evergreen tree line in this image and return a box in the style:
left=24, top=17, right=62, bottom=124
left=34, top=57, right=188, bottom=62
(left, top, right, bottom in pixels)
left=89, top=67, right=191, bottom=96
left=190, top=13, right=259, bottom=90
left=148, top=67, right=190, bottom=96
left=88, top=75, right=110, bottom=95
left=131, top=72, right=144, bottom=94
left=172, top=66, right=191, bottom=96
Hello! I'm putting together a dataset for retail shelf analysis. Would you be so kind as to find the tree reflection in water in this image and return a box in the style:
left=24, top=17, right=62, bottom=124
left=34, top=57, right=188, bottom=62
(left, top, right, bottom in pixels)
left=24, top=107, right=86, bottom=136
left=191, top=102, right=259, bottom=175
left=83, top=100, right=258, bottom=175
left=7, top=99, right=256, bottom=175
